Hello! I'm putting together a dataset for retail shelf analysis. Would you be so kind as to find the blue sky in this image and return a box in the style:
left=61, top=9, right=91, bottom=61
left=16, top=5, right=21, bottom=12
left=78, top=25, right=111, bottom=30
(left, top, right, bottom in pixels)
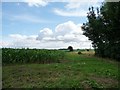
left=1, top=0, right=104, bottom=49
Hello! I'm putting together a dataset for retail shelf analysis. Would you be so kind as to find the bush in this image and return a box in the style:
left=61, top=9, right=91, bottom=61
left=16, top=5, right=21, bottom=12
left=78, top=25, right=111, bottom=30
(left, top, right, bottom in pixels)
left=86, top=49, right=89, bottom=51
left=68, top=46, right=73, bottom=51
left=78, top=51, right=82, bottom=55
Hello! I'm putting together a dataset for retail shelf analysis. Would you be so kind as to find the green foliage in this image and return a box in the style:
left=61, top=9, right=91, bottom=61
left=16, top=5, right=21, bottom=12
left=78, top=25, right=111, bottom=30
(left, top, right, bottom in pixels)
left=82, top=2, right=120, bottom=60
left=2, top=48, right=65, bottom=64
left=68, top=46, right=73, bottom=51
left=78, top=51, right=82, bottom=55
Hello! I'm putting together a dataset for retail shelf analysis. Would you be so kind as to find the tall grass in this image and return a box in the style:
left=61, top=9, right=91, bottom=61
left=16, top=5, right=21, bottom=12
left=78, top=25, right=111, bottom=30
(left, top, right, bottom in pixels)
left=2, top=48, right=65, bottom=64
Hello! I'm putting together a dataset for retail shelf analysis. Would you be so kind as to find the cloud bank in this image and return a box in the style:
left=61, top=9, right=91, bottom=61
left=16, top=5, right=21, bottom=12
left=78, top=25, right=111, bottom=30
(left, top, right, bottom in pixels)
left=2, top=21, right=92, bottom=49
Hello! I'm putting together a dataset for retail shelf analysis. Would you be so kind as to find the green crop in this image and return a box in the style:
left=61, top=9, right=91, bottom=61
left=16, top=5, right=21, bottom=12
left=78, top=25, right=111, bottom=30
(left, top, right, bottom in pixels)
left=2, top=48, right=65, bottom=65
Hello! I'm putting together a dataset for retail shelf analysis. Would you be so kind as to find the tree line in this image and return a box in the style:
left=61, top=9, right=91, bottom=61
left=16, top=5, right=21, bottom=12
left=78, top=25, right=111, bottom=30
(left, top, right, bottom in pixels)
left=82, top=2, right=120, bottom=61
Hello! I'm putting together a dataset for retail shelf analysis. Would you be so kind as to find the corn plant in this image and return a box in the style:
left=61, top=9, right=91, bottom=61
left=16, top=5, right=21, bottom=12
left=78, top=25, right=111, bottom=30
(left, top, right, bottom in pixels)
left=2, top=48, right=65, bottom=65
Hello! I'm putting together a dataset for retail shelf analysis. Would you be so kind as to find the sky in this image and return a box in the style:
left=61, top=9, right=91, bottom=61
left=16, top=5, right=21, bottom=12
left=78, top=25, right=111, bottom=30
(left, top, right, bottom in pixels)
left=1, top=0, right=104, bottom=49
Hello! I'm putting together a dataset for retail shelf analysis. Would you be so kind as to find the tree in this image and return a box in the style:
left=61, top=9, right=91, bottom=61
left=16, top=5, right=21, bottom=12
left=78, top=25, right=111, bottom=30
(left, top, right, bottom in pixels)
left=82, top=6, right=105, bottom=57
left=68, top=46, right=73, bottom=51
left=81, top=2, right=120, bottom=61
left=100, top=2, right=120, bottom=60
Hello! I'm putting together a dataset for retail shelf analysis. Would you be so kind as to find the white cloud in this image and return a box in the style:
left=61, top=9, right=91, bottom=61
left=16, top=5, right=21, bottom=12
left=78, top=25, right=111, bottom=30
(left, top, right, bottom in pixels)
left=2, top=0, right=48, bottom=7
left=9, top=34, right=27, bottom=40
left=26, top=35, right=38, bottom=40
left=53, top=8, right=87, bottom=17
left=36, top=21, right=86, bottom=43
left=54, top=21, right=87, bottom=43
left=7, top=34, right=41, bottom=48
left=24, top=0, right=48, bottom=7
left=0, top=42, right=12, bottom=48
left=10, top=14, right=48, bottom=23
left=36, top=28, right=53, bottom=40
left=36, top=21, right=91, bottom=48
left=55, top=21, right=83, bottom=35
left=9, top=34, right=38, bottom=40
left=39, top=28, right=53, bottom=36
left=65, top=2, right=81, bottom=9
left=4, top=21, right=92, bottom=49
left=53, top=0, right=103, bottom=17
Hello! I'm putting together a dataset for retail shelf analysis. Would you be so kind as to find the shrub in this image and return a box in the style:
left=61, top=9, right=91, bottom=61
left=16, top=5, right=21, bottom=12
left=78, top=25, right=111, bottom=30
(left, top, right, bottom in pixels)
left=86, top=49, right=89, bottom=51
left=68, top=46, right=73, bottom=51
left=78, top=51, right=82, bottom=55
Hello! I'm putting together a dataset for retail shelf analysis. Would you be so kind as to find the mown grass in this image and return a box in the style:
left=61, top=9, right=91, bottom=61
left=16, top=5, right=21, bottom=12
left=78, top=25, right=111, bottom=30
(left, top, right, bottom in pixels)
left=2, top=51, right=120, bottom=89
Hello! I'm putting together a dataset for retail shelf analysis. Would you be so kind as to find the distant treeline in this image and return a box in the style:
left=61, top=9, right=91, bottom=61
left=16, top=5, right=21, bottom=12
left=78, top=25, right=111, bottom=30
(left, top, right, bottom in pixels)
left=82, top=2, right=120, bottom=61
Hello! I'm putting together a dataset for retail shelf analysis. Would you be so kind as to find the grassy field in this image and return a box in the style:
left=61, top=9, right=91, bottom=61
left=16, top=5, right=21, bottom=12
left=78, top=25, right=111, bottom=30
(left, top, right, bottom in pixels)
left=2, top=50, right=120, bottom=88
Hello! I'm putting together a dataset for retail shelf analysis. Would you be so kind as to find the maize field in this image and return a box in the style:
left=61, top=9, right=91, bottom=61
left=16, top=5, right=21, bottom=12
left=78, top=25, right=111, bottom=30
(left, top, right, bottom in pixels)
left=2, top=48, right=65, bottom=64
